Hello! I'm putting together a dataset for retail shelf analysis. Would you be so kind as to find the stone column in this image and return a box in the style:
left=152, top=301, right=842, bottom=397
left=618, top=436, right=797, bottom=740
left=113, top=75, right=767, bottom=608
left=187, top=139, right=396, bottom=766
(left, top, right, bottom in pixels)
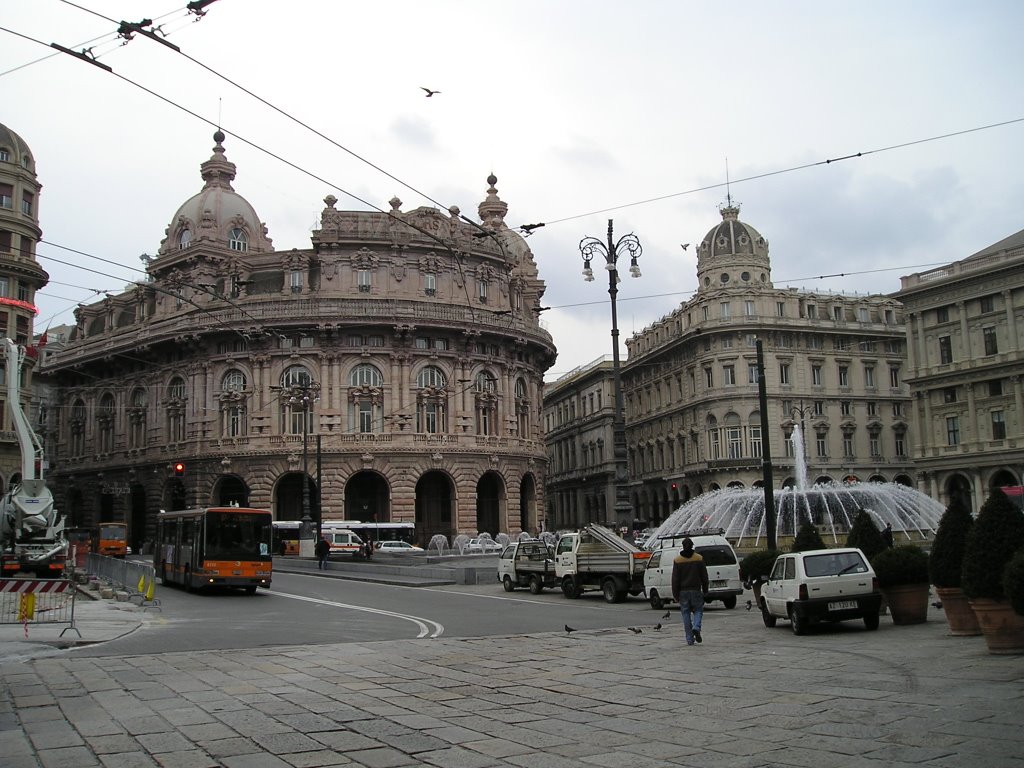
left=957, top=301, right=969, bottom=362
left=966, top=382, right=978, bottom=448
left=1004, top=289, right=1018, bottom=350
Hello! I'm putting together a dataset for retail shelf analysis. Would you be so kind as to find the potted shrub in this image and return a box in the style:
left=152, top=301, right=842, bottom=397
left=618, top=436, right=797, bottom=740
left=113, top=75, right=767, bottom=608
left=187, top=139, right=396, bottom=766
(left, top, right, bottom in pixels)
left=961, top=489, right=1024, bottom=654
left=1004, top=548, right=1024, bottom=618
left=928, top=496, right=980, bottom=635
left=845, top=509, right=887, bottom=562
left=790, top=522, right=826, bottom=553
left=739, top=549, right=780, bottom=605
left=871, top=545, right=930, bottom=624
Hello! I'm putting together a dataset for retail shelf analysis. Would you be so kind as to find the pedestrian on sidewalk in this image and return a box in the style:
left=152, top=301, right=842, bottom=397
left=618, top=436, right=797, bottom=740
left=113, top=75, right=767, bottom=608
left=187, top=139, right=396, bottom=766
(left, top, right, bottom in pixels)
left=315, top=535, right=331, bottom=570
left=671, top=537, right=709, bottom=646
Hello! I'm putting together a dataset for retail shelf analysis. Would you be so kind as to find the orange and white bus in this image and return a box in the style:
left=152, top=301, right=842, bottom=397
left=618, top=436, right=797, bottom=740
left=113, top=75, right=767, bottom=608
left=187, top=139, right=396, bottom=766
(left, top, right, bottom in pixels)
left=155, top=507, right=272, bottom=593
left=97, top=522, right=128, bottom=558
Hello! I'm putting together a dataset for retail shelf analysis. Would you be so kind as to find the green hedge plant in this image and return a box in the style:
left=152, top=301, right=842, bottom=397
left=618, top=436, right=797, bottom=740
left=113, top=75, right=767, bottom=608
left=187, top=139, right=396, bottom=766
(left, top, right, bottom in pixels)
left=846, top=509, right=886, bottom=562
left=961, top=489, right=1024, bottom=600
left=872, top=545, right=929, bottom=588
left=1003, top=549, right=1024, bottom=616
left=791, top=521, right=826, bottom=553
left=739, top=549, right=781, bottom=584
left=928, top=496, right=974, bottom=588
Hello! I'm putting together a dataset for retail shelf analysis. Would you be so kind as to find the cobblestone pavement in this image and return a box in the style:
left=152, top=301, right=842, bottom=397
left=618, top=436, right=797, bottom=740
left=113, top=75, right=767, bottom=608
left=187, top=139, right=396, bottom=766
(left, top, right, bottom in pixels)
left=1, top=602, right=1022, bottom=767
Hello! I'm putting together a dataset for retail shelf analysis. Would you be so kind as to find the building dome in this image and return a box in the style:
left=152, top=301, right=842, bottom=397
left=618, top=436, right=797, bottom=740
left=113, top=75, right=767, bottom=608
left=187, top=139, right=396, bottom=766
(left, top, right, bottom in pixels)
left=158, top=132, right=272, bottom=257
left=695, top=203, right=772, bottom=291
left=0, top=123, right=36, bottom=174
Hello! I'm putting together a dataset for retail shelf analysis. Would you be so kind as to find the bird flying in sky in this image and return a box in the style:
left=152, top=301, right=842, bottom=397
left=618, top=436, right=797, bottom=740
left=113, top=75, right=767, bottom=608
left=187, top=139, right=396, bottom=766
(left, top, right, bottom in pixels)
left=680, top=243, right=690, bottom=250
left=420, top=87, right=441, bottom=97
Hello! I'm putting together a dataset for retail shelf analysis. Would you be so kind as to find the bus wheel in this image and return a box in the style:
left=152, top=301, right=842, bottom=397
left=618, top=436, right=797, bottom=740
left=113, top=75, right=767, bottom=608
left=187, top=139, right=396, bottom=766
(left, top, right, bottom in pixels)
left=243, top=585, right=257, bottom=595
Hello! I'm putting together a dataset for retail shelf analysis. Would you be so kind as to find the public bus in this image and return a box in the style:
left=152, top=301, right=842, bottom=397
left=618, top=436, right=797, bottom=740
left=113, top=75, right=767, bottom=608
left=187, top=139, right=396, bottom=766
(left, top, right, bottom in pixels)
left=97, top=522, right=128, bottom=558
left=271, top=520, right=302, bottom=555
left=155, top=507, right=273, bottom=593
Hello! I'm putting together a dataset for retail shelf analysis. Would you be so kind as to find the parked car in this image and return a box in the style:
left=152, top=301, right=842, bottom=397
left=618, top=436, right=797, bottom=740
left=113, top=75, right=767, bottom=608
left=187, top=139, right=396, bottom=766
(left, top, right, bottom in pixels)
left=375, top=540, right=424, bottom=553
left=643, top=534, right=743, bottom=609
left=759, top=547, right=882, bottom=635
left=466, top=537, right=502, bottom=554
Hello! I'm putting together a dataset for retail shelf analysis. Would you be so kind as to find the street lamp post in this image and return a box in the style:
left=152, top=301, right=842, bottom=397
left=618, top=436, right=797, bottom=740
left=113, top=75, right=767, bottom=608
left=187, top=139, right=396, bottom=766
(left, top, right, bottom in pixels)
left=286, top=381, right=320, bottom=554
left=580, top=219, right=642, bottom=529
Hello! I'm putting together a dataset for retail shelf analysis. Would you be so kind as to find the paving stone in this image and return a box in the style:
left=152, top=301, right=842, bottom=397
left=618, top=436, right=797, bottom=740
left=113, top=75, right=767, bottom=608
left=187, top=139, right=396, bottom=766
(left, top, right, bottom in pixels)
left=99, top=752, right=160, bottom=768
left=281, top=749, right=353, bottom=767
left=151, top=750, right=221, bottom=768
left=86, top=733, right=143, bottom=754
left=345, top=747, right=421, bottom=767
left=37, top=745, right=102, bottom=767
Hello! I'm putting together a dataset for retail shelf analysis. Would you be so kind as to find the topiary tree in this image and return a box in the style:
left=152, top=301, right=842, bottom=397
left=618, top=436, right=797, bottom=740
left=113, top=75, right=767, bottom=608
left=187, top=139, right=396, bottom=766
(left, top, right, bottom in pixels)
left=961, top=489, right=1024, bottom=600
left=790, top=521, right=826, bottom=553
left=872, top=545, right=929, bottom=588
left=739, top=549, right=781, bottom=584
left=1004, top=549, right=1024, bottom=616
left=928, top=496, right=974, bottom=588
left=846, top=509, right=886, bottom=562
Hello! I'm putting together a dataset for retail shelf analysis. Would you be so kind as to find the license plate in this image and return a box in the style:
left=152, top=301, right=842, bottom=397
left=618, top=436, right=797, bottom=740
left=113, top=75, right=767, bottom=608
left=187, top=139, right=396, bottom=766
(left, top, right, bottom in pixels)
left=828, top=600, right=857, bottom=611
left=710, top=580, right=728, bottom=588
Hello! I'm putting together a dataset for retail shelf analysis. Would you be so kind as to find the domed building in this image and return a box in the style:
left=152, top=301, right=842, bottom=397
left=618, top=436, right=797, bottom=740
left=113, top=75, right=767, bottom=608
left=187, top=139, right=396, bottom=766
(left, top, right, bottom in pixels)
left=0, top=122, right=49, bottom=494
left=43, top=133, right=556, bottom=551
left=615, top=202, right=915, bottom=529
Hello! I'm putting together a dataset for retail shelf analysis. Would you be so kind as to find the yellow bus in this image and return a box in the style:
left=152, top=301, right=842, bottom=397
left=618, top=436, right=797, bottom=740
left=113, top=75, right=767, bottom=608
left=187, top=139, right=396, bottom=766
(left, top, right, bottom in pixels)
left=155, top=507, right=272, bottom=594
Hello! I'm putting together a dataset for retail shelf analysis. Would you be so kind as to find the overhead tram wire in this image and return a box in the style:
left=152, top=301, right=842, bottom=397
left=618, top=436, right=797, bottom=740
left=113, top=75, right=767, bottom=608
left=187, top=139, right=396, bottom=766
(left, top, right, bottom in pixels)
left=27, top=25, right=491, bottom=325
left=28, top=8, right=1024, bottom=239
left=45, top=4, right=488, bottom=322
left=52, top=1, right=451, bottom=214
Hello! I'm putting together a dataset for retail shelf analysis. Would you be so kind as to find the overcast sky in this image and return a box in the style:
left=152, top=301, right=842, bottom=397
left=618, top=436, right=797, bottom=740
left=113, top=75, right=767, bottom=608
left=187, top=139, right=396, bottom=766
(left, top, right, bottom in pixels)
left=3, top=1, right=1022, bottom=380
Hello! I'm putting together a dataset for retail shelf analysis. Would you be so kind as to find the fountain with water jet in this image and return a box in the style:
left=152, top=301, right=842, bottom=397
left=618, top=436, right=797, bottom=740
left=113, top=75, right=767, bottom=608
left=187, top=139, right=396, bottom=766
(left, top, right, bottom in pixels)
left=651, top=424, right=944, bottom=548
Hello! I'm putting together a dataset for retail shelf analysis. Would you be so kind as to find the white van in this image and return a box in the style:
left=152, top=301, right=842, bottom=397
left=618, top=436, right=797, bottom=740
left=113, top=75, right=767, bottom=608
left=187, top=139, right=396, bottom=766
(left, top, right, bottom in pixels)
left=643, top=534, right=743, bottom=610
left=321, top=527, right=363, bottom=558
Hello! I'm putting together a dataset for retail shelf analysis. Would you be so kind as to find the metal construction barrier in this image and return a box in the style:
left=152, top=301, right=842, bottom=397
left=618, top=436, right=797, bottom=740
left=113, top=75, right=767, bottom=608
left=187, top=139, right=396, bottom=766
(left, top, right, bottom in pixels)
left=0, top=578, right=80, bottom=638
left=84, top=553, right=160, bottom=609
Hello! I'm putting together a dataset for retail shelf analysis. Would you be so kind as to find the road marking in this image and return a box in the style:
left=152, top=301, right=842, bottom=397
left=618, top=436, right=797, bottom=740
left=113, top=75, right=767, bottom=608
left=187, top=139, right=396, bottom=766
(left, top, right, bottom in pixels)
left=268, top=590, right=444, bottom=638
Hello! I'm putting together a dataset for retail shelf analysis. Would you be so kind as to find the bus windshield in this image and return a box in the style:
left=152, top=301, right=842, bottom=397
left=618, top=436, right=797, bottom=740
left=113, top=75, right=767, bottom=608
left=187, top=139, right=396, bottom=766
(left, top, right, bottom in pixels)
left=100, top=525, right=126, bottom=540
left=205, top=511, right=272, bottom=560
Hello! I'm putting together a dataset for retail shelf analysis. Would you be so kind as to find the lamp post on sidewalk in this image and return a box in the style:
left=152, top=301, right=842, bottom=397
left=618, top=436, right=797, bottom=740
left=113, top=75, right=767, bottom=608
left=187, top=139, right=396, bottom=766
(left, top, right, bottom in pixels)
left=285, top=380, right=320, bottom=554
left=579, top=219, right=642, bottom=528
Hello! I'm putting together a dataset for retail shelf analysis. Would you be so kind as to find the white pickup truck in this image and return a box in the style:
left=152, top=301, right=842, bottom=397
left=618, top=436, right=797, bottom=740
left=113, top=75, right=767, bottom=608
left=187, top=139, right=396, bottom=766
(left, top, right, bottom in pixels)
left=555, top=524, right=652, bottom=602
left=759, top=547, right=882, bottom=635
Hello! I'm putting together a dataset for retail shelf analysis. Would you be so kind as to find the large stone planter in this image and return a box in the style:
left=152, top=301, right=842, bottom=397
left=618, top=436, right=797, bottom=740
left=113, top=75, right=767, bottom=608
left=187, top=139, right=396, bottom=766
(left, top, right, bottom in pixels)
left=880, top=583, right=929, bottom=624
left=935, top=586, right=981, bottom=636
left=968, top=598, right=1024, bottom=655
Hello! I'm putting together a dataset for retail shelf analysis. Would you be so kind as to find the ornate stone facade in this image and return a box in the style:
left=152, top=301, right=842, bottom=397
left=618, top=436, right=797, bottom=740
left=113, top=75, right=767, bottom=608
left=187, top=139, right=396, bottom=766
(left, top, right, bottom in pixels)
left=0, top=122, right=48, bottom=493
left=621, top=204, right=915, bottom=528
left=43, top=134, right=555, bottom=550
left=895, top=229, right=1024, bottom=512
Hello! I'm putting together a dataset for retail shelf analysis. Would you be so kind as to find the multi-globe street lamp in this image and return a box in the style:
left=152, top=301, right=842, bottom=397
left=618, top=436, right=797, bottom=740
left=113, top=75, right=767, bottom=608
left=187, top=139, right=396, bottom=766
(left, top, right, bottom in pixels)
left=579, top=219, right=642, bottom=529
left=285, top=381, right=321, bottom=551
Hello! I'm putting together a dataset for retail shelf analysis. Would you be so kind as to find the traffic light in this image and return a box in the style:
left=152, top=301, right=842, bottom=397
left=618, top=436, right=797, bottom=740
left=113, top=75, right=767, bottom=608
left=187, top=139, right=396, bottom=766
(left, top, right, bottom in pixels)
left=173, top=462, right=186, bottom=477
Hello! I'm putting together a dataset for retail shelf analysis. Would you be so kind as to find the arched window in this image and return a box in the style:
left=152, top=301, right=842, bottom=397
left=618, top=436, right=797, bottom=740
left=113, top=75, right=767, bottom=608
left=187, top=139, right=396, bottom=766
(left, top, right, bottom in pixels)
left=725, top=412, right=742, bottom=459
left=350, top=364, right=382, bottom=388
left=474, top=370, right=498, bottom=436
left=281, top=366, right=316, bottom=435
left=221, top=370, right=248, bottom=438
left=178, top=229, right=191, bottom=249
left=228, top=228, right=248, bottom=252
left=514, top=378, right=530, bottom=439
left=97, top=393, right=115, bottom=453
left=128, top=388, right=147, bottom=449
left=70, top=399, right=87, bottom=457
left=349, top=364, right=383, bottom=433
left=748, top=411, right=762, bottom=458
left=706, top=415, right=720, bottom=461
left=415, top=366, right=447, bottom=434
left=166, top=376, right=187, bottom=443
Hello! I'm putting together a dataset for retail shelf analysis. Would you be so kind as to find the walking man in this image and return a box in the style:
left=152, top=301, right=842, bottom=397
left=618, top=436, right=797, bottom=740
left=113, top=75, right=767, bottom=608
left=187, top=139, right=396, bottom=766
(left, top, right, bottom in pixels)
left=315, top=535, right=331, bottom=570
left=671, top=537, right=709, bottom=646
